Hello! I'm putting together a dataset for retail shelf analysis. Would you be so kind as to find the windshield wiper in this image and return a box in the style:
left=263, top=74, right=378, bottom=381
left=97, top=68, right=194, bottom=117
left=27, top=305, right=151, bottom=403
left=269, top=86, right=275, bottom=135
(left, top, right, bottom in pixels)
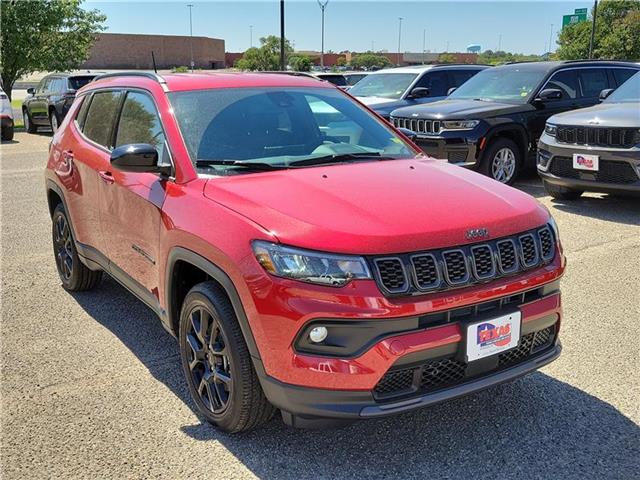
left=288, top=152, right=385, bottom=167
left=196, top=159, right=289, bottom=171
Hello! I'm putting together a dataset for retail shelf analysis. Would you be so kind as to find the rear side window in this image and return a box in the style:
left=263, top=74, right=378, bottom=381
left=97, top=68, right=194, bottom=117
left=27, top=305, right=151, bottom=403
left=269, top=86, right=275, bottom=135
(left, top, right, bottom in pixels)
left=82, top=91, right=122, bottom=148
left=578, top=69, right=609, bottom=98
left=115, top=91, right=169, bottom=165
left=449, top=70, right=477, bottom=88
left=546, top=70, right=579, bottom=99
left=612, top=68, right=637, bottom=87
left=415, top=71, right=448, bottom=96
left=69, top=76, right=95, bottom=90
left=75, top=95, right=92, bottom=129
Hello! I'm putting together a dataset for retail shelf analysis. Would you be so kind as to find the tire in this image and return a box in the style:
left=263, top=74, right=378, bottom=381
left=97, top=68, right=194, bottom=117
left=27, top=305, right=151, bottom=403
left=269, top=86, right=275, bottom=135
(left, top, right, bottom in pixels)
left=23, top=108, right=37, bottom=134
left=49, top=109, right=60, bottom=133
left=480, top=138, right=522, bottom=185
left=51, top=203, right=102, bottom=291
left=179, top=281, right=275, bottom=433
left=1, top=124, right=13, bottom=141
left=543, top=180, right=583, bottom=200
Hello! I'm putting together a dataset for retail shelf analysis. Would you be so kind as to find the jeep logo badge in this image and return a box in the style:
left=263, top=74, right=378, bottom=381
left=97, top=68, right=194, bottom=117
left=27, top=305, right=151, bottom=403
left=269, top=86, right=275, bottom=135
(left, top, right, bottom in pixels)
left=466, top=228, right=489, bottom=240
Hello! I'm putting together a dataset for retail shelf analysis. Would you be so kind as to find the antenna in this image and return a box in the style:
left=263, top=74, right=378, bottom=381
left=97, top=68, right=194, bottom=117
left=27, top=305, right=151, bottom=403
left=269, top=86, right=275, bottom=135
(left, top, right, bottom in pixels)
left=151, top=51, right=158, bottom=73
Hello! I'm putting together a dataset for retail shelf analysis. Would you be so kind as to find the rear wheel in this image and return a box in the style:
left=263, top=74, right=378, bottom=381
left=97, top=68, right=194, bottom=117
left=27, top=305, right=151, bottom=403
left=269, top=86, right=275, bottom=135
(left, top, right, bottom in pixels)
left=1, top=124, right=13, bottom=141
left=543, top=180, right=583, bottom=200
left=23, top=108, right=37, bottom=134
left=179, top=282, right=275, bottom=433
left=480, top=138, right=522, bottom=185
left=52, top=203, right=102, bottom=291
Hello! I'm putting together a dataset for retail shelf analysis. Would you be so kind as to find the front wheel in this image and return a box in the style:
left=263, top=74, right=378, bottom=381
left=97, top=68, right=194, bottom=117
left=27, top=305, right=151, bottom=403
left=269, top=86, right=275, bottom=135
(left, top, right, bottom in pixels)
left=179, top=282, right=275, bottom=433
left=480, top=138, right=522, bottom=185
left=23, top=109, right=37, bottom=134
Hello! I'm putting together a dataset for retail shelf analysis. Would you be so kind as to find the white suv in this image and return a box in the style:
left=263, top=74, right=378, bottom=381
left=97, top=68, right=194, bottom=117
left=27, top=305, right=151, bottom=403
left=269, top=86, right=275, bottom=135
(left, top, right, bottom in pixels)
left=0, top=86, right=14, bottom=141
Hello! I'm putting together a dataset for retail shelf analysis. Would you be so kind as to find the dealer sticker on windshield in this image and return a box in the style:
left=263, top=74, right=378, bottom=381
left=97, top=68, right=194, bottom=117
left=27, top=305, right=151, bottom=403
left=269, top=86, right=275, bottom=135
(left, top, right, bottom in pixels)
left=573, top=153, right=599, bottom=171
left=466, top=312, right=521, bottom=362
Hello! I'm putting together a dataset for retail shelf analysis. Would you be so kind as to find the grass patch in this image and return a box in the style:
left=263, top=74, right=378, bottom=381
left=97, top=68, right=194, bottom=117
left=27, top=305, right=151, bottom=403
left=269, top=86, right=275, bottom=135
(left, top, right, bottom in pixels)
left=10, top=99, right=24, bottom=128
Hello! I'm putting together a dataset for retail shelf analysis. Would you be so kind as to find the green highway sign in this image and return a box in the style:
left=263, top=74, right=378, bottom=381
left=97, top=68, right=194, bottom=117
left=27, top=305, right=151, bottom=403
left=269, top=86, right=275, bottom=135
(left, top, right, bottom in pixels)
left=562, top=12, right=587, bottom=28
left=574, top=8, right=588, bottom=14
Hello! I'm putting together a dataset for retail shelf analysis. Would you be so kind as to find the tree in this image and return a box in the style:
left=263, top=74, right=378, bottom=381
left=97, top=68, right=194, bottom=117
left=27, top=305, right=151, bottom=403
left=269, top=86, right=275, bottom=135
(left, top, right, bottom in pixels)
left=288, top=55, right=313, bottom=72
left=0, top=0, right=106, bottom=100
left=438, top=53, right=457, bottom=64
left=556, top=0, right=640, bottom=60
left=350, top=53, right=391, bottom=70
left=335, top=57, right=346, bottom=67
left=235, top=35, right=294, bottom=71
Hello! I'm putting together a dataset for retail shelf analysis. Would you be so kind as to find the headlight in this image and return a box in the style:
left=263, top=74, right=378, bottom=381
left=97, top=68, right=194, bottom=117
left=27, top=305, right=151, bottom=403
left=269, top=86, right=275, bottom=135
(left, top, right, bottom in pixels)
left=544, top=123, right=557, bottom=137
left=441, top=120, right=479, bottom=130
left=252, top=241, right=372, bottom=287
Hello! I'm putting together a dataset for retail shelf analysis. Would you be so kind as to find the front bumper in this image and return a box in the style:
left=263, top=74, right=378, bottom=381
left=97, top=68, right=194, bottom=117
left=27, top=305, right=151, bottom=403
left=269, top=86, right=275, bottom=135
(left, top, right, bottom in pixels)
left=414, top=134, right=480, bottom=166
left=538, top=134, right=640, bottom=195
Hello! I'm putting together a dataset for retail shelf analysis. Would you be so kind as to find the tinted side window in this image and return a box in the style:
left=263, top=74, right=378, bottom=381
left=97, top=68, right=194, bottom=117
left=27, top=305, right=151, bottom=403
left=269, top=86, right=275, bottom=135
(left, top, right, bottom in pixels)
left=415, top=71, right=448, bottom=96
left=546, top=70, right=579, bottom=99
left=449, top=70, right=477, bottom=88
left=115, top=92, right=168, bottom=164
left=75, top=94, right=92, bottom=129
left=612, top=68, right=637, bottom=87
left=82, top=91, right=122, bottom=148
left=36, top=79, right=48, bottom=94
left=578, top=69, right=609, bottom=98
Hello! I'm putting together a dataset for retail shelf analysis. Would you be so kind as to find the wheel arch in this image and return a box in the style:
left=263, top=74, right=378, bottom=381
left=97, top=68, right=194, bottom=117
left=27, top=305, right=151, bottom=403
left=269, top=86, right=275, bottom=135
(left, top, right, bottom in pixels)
left=165, top=247, right=262, bottom=361
left=46, top=180, right=66, bottom=218
left=484, top=125, right=529, bottom=160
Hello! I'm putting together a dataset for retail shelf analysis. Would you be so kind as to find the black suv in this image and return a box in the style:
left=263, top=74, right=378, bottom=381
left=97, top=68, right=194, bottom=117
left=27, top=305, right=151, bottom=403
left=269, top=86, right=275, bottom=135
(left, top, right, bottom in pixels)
left=390, top=61, right=640, bottom=184
left=22, top=72, right=98, bottom=133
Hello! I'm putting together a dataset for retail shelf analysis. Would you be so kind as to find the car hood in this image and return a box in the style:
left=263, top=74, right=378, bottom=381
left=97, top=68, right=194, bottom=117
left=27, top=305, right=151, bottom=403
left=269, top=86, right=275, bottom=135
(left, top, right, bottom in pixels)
left=203, top=159, right=548, bottom=255
left=548, top=102, right=640, bottom=128
left=391, top=99, right=529, bottom=120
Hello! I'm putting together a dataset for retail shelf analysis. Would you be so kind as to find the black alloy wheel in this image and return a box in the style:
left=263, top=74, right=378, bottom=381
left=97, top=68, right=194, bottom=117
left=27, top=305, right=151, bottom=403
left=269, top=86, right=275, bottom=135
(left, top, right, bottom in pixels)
left=53, top=212, right=74, bottom=281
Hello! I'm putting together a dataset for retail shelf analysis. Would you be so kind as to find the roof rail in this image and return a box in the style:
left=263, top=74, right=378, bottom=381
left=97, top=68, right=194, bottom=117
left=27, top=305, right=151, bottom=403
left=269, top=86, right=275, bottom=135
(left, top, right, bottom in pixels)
left=92, top=71, right=166, bottom=84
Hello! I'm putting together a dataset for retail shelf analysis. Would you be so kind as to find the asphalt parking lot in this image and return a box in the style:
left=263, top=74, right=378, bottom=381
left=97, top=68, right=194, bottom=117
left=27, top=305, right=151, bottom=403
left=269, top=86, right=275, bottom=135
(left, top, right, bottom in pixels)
left=1, top=132, right=639, bottom=479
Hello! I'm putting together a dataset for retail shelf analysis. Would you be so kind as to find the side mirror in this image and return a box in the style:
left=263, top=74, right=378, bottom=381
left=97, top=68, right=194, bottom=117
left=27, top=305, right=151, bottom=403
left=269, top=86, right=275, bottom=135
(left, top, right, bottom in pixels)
left=396, top=127, right=418, bottom=142
left=408, top=87, right=430, bottom=99
left=110, top=144, right=171, bottom=176
left=535, top=88, right=563, bottom=102
left=27, top=87, right=35, bottom=95
left=599, top=88, right=615, bottom=101
left=447, top=87, right=457, bottom=96
left=63, top=89, right=77, bottom=98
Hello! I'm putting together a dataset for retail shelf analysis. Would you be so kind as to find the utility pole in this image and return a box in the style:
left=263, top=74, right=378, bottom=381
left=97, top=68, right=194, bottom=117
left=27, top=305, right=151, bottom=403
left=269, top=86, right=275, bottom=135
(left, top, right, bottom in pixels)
left=249, top=25, right=253, bottom=48
left=497, top=34, right=502, bottom=52
left=317, top=0, right=329, bottom=69
left=548, top=24, right=554, bottom=57
left=588, top=0, right=598, bottom=59
left=397, top=17, right=403, bottom=66
left=371, top=40, right=375, bottom=52
left=187, top=4, right=194, bottom=72
left=422, top=28, right=426, bottom=64
left=280, top=0, right=285, bottom=70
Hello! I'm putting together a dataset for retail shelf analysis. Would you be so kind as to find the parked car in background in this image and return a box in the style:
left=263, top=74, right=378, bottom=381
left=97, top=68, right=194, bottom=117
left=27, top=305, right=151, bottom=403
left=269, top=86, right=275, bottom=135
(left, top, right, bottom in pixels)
left=45, top=71, right=564, bottom=432
left=22, top=72, right=99, bottom=133
left=390, top=61, right=640, bottom=184
left=0, top=85, right=14, bottom=141
left=315, top=72, right=349, bottom=87
left=349, top=64, right=489, bottom=119
left=538, top=71, right=640, bottom=199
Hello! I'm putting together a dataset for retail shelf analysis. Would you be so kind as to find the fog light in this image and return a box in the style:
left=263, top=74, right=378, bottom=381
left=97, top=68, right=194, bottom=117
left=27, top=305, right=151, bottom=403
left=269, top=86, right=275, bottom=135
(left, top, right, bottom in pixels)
left=309, top=326, right=328, bottom=343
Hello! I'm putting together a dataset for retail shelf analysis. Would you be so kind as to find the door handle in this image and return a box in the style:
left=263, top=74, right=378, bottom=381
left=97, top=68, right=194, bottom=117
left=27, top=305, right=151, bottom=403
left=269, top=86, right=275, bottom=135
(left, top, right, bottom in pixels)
left=98, top=170, right=115, bottom=184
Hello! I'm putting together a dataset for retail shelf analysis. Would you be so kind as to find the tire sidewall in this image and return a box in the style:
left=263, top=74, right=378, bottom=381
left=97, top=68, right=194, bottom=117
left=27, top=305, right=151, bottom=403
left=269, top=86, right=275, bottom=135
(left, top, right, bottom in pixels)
left=179, top=289, right=246, bottom=429
left=482, top=138, right=522, bottom=185
left=51, top=204, right=81, bottom=289
left=50, top=110, right=59, bottom=133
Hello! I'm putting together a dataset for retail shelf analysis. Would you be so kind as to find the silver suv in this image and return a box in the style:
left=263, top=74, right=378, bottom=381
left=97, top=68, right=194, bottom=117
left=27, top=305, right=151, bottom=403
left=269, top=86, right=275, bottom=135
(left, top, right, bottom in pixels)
left=537, top=72, right=640, bottom=199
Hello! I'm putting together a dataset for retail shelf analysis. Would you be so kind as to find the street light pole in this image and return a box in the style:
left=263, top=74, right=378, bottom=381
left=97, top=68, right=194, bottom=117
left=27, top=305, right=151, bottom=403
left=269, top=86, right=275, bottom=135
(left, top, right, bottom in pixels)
left=249, top=25, right=253, bottom=48
left=187, top=4, right=194, bottom=72
left=397, top=17, right=403, bottom=66
left=317, top=0, right=329, bottom=70
left=497, top=33, right=502, bottom=52
left=422, top=28, right=426, bottom=64
left=588, top=0, right=598, bottom=59
left=548, top=23, right=554, bottom=57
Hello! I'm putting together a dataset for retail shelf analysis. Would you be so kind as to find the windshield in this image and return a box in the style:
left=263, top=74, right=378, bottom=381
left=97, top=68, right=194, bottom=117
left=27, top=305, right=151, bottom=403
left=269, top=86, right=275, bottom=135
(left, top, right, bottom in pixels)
left=605, top=72, right=640, bottom=103
left=449, top=67, right=547, bottom=103
left=168, top=87, right=415, bottom=175
left=348, top=73, right=418, bottom=99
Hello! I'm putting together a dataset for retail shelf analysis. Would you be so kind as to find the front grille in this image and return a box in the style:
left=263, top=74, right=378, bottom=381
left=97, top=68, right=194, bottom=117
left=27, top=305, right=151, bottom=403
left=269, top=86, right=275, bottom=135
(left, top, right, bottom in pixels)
left=374, top=324, right=556, bottom=400
left=556, top=125, right=640, bottom=148
left=549, top=156, right=640, bottom=185
left=391, top=117, right=441, bottom=135
left=371, top=226, right=555, bottom=296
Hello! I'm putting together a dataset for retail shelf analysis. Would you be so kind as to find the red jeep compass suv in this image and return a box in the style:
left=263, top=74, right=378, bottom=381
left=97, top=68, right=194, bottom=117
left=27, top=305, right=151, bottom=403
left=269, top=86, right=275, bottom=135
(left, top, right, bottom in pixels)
left=45, top=72, right=565, bottom=432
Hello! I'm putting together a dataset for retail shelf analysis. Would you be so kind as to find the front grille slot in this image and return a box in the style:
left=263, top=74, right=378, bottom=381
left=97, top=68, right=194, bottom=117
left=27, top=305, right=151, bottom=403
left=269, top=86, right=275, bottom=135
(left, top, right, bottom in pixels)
left=556, top=125, right=639, bottom=148
left=549, top=156, right=640, bottom=185
left=370, top=226, right=555, bottom=297
left=392, top=117, right=441, bottom=135
left=374, top=324, right=557, bottom=401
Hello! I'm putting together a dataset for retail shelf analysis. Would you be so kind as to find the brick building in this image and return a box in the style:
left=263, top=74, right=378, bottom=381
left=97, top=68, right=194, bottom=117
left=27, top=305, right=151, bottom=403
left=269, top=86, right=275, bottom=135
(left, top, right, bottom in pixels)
left=82, top=33, right=226, bottom=70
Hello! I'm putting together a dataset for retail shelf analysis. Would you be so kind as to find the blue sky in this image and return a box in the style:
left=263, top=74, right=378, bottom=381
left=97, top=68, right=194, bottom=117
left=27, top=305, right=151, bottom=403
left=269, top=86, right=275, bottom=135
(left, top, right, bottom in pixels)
left=84, top=0, right=591, bottom=54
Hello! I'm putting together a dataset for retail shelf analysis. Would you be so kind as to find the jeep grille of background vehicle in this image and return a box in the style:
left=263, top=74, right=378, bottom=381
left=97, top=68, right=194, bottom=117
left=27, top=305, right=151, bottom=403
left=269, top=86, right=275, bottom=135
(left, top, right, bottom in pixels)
left=391, top=117, right=442, bottom=135
left=549, top=157, right=640, bottom=185
left=556, top=126, right=640, bottom=149
left=370, top=226, right=555, bottom=296
left=373, top=323, right=557, bottom=400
